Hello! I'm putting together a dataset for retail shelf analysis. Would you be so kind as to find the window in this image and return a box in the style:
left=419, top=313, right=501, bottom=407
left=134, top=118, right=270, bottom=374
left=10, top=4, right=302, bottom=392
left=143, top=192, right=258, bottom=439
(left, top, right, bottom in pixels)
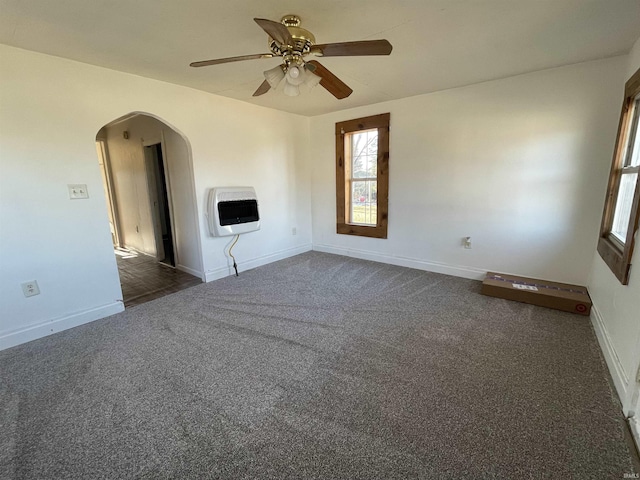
left=336, top=113, right=390, bottom=238
left=598, top=67, right=640, bottom=284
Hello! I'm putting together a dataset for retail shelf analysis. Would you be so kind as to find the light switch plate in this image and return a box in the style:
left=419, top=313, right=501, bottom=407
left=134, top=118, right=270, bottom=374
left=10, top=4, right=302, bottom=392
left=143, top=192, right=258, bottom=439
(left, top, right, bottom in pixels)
left=68, top=184, right=89, bottom=199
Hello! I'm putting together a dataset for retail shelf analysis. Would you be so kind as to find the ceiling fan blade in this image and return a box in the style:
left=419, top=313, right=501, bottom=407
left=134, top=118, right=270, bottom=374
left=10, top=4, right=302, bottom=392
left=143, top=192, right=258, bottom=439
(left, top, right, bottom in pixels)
left=252, top=79, right=271, bottom=97
left=254, top=18, right=293, bottom=46
left=190, top=53, right=273, bottom=68
left=311, top=39, right=392, bottom=57
left=306, top=60, right=353, bottom=99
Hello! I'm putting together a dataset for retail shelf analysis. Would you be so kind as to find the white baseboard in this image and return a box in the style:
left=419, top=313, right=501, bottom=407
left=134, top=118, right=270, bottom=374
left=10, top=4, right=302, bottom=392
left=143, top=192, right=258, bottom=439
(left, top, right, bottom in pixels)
left=630, top=415, right=640, bottom=454
left=176, top=264, right=203, bottom=280
left=312, top=244, right=487, bottom=280
left=0, top=301, right=124, bottom=351
left=590, top=303, right=630, bottom=411
left=204, top=243, right=313, bottom=282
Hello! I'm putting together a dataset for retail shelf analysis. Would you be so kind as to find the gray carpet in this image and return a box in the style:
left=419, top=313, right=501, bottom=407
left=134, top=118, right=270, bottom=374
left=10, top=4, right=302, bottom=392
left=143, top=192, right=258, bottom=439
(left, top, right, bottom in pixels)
left=0, top=252, right=635, bottom=479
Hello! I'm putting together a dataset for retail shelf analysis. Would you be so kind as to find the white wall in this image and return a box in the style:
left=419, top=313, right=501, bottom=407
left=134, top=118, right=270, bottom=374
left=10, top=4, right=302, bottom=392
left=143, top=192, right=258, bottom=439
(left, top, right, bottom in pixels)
left=309, top=57, right=625, bottom=285
left=103, top=114, right=202, bottom=276
left=588, top=36, right=640, bottom=419
left=0, top=44, right=312, bottom=350
left=195, top=101, right=312, bottom=282
left=104, top=118, right=158, bottom=256
left=163, top=126, right=202, bottom=276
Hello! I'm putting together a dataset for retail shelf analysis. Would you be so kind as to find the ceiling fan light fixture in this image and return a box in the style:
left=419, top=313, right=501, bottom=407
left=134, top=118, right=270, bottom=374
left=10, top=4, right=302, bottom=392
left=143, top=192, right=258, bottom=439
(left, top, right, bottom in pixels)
left=191, top=16, right=391, bottom=101
left=285, top=64, right=306, bottom=86
left=264, top=65, right=285, bottom=89
left=288, top=65, right=300, bottom=78
left=304, top=69, right=322, bottom=89
left=283, top=81, right=300, bottom=97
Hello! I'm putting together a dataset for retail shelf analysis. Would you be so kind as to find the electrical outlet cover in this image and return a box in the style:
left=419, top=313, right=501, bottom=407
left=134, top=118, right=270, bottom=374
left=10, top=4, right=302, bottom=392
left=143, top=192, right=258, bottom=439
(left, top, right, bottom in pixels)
left=68, top=184, right=89, bottom=199
left=21, top=280, right=40, bottom=297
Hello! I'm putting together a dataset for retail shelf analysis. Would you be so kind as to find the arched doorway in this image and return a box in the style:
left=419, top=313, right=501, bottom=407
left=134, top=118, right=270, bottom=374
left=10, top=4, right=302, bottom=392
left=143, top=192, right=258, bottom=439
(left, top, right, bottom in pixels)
left=96, top=112, right=203, bottom=307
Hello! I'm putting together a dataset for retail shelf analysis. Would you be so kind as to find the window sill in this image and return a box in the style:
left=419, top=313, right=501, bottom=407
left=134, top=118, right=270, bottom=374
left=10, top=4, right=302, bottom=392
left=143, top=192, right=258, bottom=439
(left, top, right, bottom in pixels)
left=597, top=236, right=630, bottom=284
left=337, top=223, right=387, bottom=239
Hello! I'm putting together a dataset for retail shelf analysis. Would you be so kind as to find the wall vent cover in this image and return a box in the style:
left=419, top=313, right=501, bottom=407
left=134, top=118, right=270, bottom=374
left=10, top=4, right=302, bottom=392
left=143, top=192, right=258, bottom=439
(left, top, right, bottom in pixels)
left=207, top=187, right=260, bottom=237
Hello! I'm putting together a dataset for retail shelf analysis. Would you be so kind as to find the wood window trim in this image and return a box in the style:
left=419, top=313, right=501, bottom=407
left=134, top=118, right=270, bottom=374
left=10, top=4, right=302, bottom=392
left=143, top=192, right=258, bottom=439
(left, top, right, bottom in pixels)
left=336, top=113, right=390, bottom=239
left=597, top=67, right=640, bottom=285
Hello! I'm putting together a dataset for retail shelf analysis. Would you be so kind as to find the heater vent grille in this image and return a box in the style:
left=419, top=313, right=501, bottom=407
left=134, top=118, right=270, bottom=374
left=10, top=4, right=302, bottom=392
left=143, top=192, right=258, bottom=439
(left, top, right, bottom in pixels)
left=207, top=187, right=260, bottom=237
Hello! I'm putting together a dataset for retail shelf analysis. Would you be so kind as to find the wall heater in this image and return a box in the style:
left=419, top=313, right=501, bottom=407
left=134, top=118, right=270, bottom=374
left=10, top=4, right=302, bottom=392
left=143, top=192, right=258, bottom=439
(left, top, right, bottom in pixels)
left=207, top=187, right=260, bottom=237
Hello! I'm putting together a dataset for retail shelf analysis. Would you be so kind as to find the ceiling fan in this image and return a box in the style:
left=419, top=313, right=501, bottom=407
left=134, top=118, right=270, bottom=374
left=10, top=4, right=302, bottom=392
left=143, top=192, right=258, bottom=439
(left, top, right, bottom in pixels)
left=190, top=15, right=392, bottom=99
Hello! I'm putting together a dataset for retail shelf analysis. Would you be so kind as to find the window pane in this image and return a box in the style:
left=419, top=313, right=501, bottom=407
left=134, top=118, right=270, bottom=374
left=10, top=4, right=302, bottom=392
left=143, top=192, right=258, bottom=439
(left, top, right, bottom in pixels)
left=630, top=135, right=640, bottom=167
left=351, top=129, right=378, bottom=179
left=351, top=180, right=377, bottom=225
left=628, top=99, right=640, bottom=167
left=611, top=172, right=638, bottom=243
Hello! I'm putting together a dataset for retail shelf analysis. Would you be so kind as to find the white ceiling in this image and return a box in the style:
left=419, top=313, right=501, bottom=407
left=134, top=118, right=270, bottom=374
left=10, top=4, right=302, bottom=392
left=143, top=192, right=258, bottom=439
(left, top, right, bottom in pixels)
left=1, top=0, right=639, bottom=116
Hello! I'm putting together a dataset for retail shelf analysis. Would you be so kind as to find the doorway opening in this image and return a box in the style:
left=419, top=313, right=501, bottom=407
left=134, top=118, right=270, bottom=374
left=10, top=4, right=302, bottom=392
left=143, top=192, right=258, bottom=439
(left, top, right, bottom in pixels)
left=145, top=143, right=175, bottom=267
left=96, top=112, right=203, bottom=307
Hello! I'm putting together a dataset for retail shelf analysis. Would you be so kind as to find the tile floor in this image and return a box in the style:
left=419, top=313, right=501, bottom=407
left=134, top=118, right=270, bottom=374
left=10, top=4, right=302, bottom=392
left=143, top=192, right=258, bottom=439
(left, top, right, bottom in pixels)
left=114, top=249, right=201, bottom=307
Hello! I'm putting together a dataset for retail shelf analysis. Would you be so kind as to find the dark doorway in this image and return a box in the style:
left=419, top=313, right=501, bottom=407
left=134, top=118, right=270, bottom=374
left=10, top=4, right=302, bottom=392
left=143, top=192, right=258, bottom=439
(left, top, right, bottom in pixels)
left=145, top=143, right=175, bottom=267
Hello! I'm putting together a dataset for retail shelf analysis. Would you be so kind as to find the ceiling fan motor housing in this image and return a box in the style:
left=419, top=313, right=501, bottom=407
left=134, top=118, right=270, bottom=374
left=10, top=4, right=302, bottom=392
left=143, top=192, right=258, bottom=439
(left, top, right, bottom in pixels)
left=268, top=15, right=316, bottom=58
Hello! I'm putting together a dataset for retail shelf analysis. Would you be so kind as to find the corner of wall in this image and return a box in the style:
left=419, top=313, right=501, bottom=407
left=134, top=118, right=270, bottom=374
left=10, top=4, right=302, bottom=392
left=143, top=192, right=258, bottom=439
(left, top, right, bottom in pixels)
left=587, top=37, right=640, bottom=432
